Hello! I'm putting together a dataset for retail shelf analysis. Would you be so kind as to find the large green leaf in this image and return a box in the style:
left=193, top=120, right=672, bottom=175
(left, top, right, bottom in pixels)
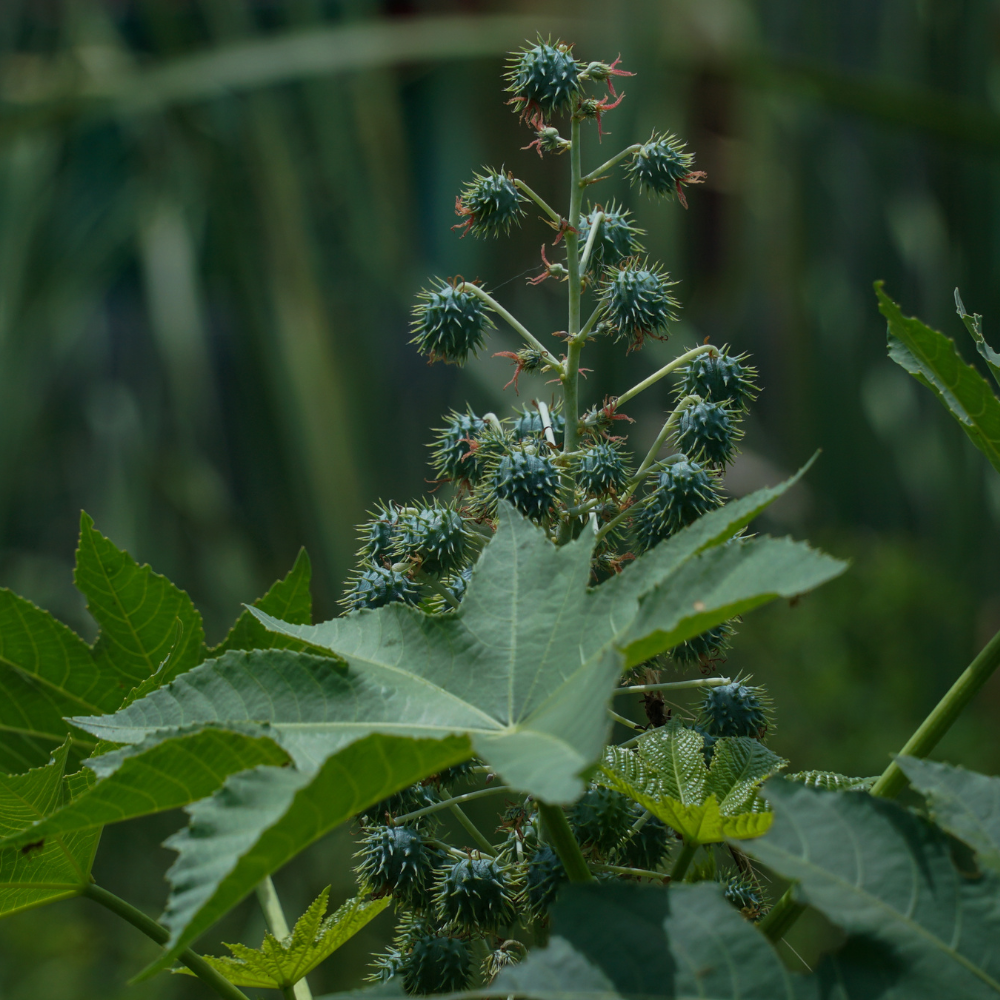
left=599, top=723, right=783, bottom=845
left=897, top=756, right=1000, bottom=874
left=616, top=535, right=846, bottom=668
left=75, top=512, right=207, bottom=690
left=739, top=779, right=1000, bottom=998
left=179, top=889, right=389, bottom=989
left=878, top=284, right=1000, bottom=474
left=0, top=743, right=99, bottom=916
left=0, top=589, right=117, bottom=772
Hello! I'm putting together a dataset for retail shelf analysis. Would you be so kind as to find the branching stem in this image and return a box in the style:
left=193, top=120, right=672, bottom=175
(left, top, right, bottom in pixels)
left=82, top=883, right=251, bottom=1000
left=590, top=862, right=666, bottom=880
left=578, top=210, right=603, bottom=274
left=668, top=842, right=697, bottom=883
left=609, top=709, right=644, bottom=731
left=581, top=143, right=642, bottom=184
left=448, top=803, right=496, bottom=855
left=615, top=676, right=731, bottom=695
left=395, top=785, right=511, bottom=824
left=514, top=178, right=562, bottom=225
left=537, top=802, right=594, bottom=883
left=614, top=344, right=716, bottom=410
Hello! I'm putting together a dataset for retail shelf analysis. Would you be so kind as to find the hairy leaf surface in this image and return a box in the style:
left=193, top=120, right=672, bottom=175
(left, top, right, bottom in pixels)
left=739, top=780, right=1000, bottom=998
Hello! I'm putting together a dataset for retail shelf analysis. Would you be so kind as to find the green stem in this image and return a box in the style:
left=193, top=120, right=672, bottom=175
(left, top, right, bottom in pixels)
left=581, top=143, right=642, bottom=183
left=669, top=842, right=697, bottom=882
left=82, top=883, right=251, bottom=1000
left=514, top=178, right=562, bottom=225
left=448, top=803, right=496, bottom=855
left=415, top=570, right=460, bottom=610
left=613, top=344, right=716, bottom=410
left=457, top=283, right=563, bottom=370
left=590, top=862, right=665, bottom=880
left=395, top=785, right=511, bottom=824
left=578, top=210, right=603, bottom=273
left=609, top=708, right=645, bottom=731
left=256, top=876, right=313, bottom=1000
left=870, top=624, right=1000, bottom=798
left=537, top=802, right=594, bottom=883
left=615, top=676, right=732, bottom=696
left=578, top=303, right=605, bottom=341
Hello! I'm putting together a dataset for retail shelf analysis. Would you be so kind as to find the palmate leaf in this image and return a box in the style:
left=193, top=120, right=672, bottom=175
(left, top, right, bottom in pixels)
left=178, top=889, right=389, bottom=989
left=739, top=780, right=1000, bottom=999
left=897, top=756, right=1000, bottom=874
left=877, top=283, right=1000, bottom=475
left=599, top=723, right=783, bottom=844
left=0, top=743, right=99, bottom=916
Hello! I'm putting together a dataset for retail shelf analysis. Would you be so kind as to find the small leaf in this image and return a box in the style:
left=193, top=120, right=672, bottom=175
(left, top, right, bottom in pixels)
left=955, top=288, right=1000, bottom=390
left=177, top=890, right=389, bottom=988
left=75, top=512, right=207, bottom=689
left=878, top=283, right=1000, bottom=475
left=897, top=756, right=1000, bottom=874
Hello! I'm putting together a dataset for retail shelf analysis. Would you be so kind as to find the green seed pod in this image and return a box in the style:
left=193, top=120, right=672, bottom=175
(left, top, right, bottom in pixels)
left=678, top=350, right=759, bottom=411
left=436, top=856, right=517, bottom=932
left=576, top=441, right=629, bottom=495
left=441, top=565, right=473, bottom=609
left=569, top=786, right=634, bottom=857
left=525, top=843, right=567, bottom=914
left=579, top=201, right=645, bottom=273
left=430, top=409, right=487, bottom=484
left=616, top=807, right=669, bottom=871
left=669, top=622, right=735, bottom=665
left=599, top=260, right=679, bottom=351
left=394, top=503, right=473, bottom=576
left=633, top=458, right=722, bottom=553
left=454, top=169, right=526, bottom=238
left=411, top=279, right=494, bottom=364
left=345, top=564, right=419, bottom=612
left=357, top=501, right=400, bottom=562
left=700, top=680, right=772, bottom=739
left=356, top=825, right=440, bottom=906
left=725, top=875, right=765, bottom=920
left=513, top=403, right=565, bottom=442
left=626, top=133, right=699, bottom=199
left=401, top=932, right=472, bottom=995
left=675, top=400, right=742, bottom=467
left=494, top=449, right=560, bottom=521
left=505, top=38, right=582, bottom=119
left=367, top=946, right=404, bottom=984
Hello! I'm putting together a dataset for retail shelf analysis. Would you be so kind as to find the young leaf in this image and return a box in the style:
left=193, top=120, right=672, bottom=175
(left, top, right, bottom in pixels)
left=177, top=890, right=389, bottom=989
left=0, top=743, right=99, bottom=916
left=785, top=770, right=876, bottom=792
left=877, top=283, right=1000, bottom=475
left=739, top=779, right=1000, bottom=999
left=75, top=512, right=207, bottom=689
left=0, top=589, right=119, bottom=772
left=896, top=756, right=1000, bottom=874
left=213, top=548, right=314, bottom=656
left=955, top=288, right=1000, bottom=390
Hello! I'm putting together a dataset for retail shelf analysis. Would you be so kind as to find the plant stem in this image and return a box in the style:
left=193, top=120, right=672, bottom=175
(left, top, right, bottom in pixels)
left=578, top=210, right=603, bottom=273
left=82, top=883, right=251, bottom=1000
left=581, top=143, right=642, bottom=183
left=615, top=676, right=731, bottom=696
left=613, top=344, right=716, bottom=410
left=537, top=802, right=594, bottom=883
left=256, top=876, right=313, bottom=1000
left=870, top=624, right=1000, bottom=798
left=448, top=803, right=496, bottom=855
left=514, top=178, right=561, bottom=225
left=578, top=303, right=604, bottom=341
left=668, top=842, right=697, bottom=882
left=395, top=785, right=511, bottom=824
left=609, top=709, right=645, bottom=731
left=590, top=862, right=666, bottom=880
left=458, top=283, right=562, bottom=370
left=415, top=570, right=460, bottom=610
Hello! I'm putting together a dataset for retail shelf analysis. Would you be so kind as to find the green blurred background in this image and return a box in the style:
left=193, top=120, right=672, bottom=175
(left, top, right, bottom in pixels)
left=2, top=0, right=1000, bottom=994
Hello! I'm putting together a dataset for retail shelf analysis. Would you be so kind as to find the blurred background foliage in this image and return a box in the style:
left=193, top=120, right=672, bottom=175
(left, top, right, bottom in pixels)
left=1, top=0, right=1000, bottom=995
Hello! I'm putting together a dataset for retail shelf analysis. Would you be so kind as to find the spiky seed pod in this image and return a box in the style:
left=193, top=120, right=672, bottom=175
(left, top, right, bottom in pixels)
left=569, top=787, right=635, bottom=857
left=626, top=133, right=700, bottom=199
left=494, top=449, right=560, bottom=520
left=483, top=940, right=527, bottom=984
left=615, top=808, right=670, bottom=871
left=576, top=442, right=629, bottom=495
left=411, top=280, right=494, bottom=364
left=441, top=566, right=473, bottom=608
left=675, top=400, right=742, bottom=467
left=678, top=350, right=759, bottom=411
left=356, top=825, right=440, bottom=906
left=633, top=458, right=722, bottom=553
left=367, top=946, right=404, bottom=984
left=400, top=933, right=472, bottom=995
left=430, top=409, right=487, bottom=484
left=505, top=38, right=582, bottom=119
left=579, top=202, right=645, bottom=273
left=725, top=875, right=765, bottom=920
left=669, top=622, right=735, bottom=665
left=525, top=843, right=567, bottom=914
left=346, top=565, right=419, bottom=612
left=599, top=260, right=679, bottom=351
left=357, top=502, right=400, bottom=562
left=436, top=856, right=517, bottom=932
left=394, top=503, right=472, bottom=577
left=513, top=404, right=565, bottom=442
left=360, top=784, right=440, bottom=828
left=454, top=169, right=526, bottom=239
left=700, top=680, right=772, bottom=739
